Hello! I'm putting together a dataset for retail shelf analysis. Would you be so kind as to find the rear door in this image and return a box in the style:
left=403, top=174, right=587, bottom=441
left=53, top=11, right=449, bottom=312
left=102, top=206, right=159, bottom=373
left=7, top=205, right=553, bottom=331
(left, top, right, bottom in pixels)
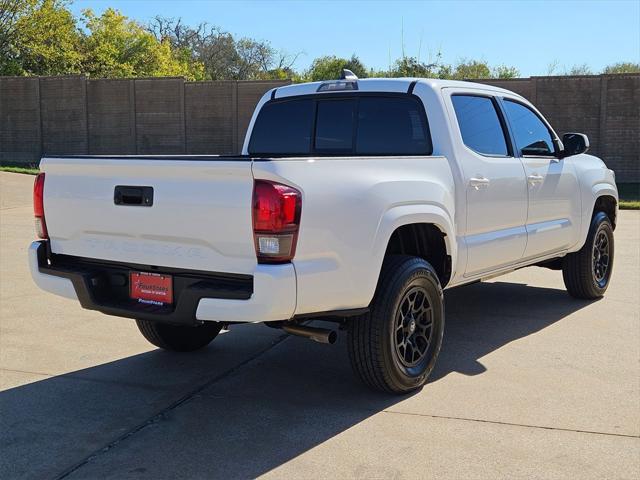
left=41, top=157, right=257, bottom=274
left=446, top=91, right=528, bottom=276
left=500, top=98, right=581, bottom=258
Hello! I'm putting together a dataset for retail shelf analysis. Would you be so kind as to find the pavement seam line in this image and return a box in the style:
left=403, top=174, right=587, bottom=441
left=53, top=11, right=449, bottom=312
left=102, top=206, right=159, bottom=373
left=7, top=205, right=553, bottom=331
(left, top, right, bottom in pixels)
left=186, top=391, right=640, bottom=440
left=0, top=205, right=30, bottom=210
left=0, top=367, right=55, bottom=378
left=381, top=409, right=640, bottom=439
left=54, top=333, right=290, bottom=480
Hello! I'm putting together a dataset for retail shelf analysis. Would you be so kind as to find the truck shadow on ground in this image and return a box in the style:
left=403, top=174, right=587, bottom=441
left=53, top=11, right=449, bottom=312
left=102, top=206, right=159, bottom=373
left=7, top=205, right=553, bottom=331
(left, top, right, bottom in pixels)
left=1, top=280, right=592, bottom=479
left=431, top=280, right=592, bottom=380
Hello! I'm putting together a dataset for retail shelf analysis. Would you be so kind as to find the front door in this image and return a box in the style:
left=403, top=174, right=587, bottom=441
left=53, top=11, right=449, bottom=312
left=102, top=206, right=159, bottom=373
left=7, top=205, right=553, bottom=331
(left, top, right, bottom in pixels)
left=501, top=98, right=581, bottom=259
left=447, top=92, right=528, bottom=276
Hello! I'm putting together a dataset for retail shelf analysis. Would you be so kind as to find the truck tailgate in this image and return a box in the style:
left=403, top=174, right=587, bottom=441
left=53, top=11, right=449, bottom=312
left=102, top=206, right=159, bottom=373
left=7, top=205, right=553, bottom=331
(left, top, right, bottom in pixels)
left=41, top=157, right=257, bottom=274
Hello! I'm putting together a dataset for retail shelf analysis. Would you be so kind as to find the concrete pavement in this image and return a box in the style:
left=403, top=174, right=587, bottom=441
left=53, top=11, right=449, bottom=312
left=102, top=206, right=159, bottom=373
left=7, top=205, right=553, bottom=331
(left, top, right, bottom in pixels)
left=1, top=171, right=638, bottom=479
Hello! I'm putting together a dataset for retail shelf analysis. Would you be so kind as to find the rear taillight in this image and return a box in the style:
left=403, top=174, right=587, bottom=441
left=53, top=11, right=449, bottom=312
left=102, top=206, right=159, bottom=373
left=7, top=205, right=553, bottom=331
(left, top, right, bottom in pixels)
left=252, top=180, right=301, bottom=263
left=33, top=172, right=48, bottom=239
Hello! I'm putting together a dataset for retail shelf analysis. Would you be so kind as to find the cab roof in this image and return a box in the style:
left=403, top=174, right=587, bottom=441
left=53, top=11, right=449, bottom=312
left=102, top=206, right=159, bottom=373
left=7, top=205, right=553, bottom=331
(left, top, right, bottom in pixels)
left=272, top=77, right=521, bottom=100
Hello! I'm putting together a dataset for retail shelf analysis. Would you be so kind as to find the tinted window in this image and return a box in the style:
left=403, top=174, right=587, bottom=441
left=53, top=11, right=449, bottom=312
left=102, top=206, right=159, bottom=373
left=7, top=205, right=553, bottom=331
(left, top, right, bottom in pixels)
left=452, top=95, right=508, bottom=156
left=248, top=94, right=432, bottom=156
left=248, top=99, right=313, bottom=154
left=503, top=100, right=555, bottom=156
left=315, top=100, right=355, bottom=151
left=356, top=97, right=431, bottom=155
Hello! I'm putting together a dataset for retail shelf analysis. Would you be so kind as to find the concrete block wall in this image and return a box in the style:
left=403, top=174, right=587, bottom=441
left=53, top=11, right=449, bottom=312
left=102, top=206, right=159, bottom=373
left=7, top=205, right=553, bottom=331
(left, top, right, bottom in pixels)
left=0, top=76, right=288, bottom=163
left=478, top=74, right=639, bottom=183
left=601, top=75, right=640, bottom=183
left=0, top=74, right=637, bottom=183
left=185, top=81, right=236, bottom=155
left=87, top=79, right=135, bottom=154
left=39, top=76, right=88, bottom=156
left=0, top=77, right=40, bottom=163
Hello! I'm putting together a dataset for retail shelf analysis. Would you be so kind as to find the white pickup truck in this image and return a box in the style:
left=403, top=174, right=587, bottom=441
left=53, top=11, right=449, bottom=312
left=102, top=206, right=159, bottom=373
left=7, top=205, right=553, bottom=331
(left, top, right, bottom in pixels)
left=30, top=73, right=618, bottom=393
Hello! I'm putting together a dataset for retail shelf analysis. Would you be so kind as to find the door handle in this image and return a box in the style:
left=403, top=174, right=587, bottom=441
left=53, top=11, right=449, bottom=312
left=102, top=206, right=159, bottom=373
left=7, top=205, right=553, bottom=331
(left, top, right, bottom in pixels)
left=527, top=174, right=544, bottom=185
left=469, top=176, right=490, bottom=190
left=114, top=185, right=154, bottom=206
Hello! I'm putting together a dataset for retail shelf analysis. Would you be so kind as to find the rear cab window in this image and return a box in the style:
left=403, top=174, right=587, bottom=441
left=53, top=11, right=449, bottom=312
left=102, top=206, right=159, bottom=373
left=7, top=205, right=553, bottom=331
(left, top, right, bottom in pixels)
left=451, top=95, right=510, bottom=156
left=357, top=97, right=430, bottom=155
left=315, top=100, right=356, bottom=152
left=248, top=94, right=432, bottom=156
left=246, top=99, right=314, bottom=155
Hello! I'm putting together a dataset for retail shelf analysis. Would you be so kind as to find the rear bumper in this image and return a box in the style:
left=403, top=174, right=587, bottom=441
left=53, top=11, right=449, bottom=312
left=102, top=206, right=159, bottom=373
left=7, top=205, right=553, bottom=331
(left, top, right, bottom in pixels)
left=28, top=241, right=296, bottom=324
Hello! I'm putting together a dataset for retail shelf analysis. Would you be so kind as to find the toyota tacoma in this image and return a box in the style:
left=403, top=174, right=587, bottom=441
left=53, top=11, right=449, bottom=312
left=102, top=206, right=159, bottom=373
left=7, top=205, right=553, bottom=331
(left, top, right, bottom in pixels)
left=29, top=72, right=618, bottom=393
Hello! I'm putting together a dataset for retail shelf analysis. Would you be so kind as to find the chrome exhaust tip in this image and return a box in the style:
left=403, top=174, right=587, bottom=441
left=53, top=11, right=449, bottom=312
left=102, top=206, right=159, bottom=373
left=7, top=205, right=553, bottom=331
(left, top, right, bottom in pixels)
left=282, top=324, right=337, bottom=345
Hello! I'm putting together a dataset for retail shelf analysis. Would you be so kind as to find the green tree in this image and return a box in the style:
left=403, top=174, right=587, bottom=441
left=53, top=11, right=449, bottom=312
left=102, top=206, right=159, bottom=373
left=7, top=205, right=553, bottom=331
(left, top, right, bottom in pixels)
left=389, top=56, right=438, bottom=78
left=602, top=62, right=640, bottom=74
left=306, top=55, right=368, bottom=81
left=1, top=0, right=83, bottom=75
left=0, top=0, right=26, bottom=69
left=1, top=5, right=530, bottom=82
left=565, top=63, right=593, bottom=75
left=235, top=37, right=281, bottom=79
left=452, top=59, right=492, bottom=79
left=492, top=65, right=520, bottom=79
left=147, top=16, right=299, bottom=80
left=81, top=8, right=203, bottom=79
left=435, top=64, right=454, bottom=79
left=384, top=55, right=519, bottom=80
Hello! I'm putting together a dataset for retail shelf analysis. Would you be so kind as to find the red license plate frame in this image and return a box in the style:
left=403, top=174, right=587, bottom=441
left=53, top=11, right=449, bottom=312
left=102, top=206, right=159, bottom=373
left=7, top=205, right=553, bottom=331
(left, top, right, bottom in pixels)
left=129, top=271, right=173, bottom=305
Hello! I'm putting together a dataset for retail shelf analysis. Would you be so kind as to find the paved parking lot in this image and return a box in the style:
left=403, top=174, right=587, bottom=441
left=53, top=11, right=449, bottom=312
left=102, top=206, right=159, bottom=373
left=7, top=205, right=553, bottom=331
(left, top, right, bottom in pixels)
left=1, top=171, right=638, bottom=479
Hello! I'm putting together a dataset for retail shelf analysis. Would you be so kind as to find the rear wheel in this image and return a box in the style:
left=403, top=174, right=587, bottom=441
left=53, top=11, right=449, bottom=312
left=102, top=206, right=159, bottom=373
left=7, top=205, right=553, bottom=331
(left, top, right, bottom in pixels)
left=562, top=211, right=614, bottom=299
left=348, top=255, right=444, bottom=394
left=135, top=319, right=222, bottom=352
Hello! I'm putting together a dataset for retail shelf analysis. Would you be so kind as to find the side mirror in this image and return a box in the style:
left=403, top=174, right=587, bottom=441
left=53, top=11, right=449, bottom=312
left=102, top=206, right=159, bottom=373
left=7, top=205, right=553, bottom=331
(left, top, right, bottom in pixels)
left=561, top=133, right=589, bottom=157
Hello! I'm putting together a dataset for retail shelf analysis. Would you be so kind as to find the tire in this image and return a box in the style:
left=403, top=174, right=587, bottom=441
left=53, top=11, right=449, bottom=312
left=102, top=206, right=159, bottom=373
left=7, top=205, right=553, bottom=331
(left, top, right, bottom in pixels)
left=135, top=319, right=222, bottom=352
left=562, top=211, right=614, bottom=299
left=348, top=255, right=444, bottom=394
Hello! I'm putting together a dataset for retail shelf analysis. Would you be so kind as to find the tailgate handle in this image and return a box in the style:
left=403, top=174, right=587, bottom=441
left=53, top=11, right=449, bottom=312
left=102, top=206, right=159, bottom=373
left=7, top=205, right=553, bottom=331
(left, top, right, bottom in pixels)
left=114, top=186, right=153, bottom=206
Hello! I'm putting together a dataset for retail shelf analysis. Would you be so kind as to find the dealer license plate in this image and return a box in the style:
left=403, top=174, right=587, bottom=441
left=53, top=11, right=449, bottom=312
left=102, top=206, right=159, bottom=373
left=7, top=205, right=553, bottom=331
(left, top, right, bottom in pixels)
left=130, top=271, right=173, bottom=305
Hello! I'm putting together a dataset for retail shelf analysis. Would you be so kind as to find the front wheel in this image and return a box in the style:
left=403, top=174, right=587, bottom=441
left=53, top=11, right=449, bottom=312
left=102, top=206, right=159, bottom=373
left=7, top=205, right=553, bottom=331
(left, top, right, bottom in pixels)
left=348, top=255, right=444, bottom=394
left=562, top=211, right=614, bottom=299
left=136, top=319, right=222, bottom=352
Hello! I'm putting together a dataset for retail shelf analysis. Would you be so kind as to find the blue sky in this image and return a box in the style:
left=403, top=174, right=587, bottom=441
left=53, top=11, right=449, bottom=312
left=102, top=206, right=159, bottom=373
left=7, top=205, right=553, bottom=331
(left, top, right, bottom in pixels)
left=70, top=0, right=640, bottom=76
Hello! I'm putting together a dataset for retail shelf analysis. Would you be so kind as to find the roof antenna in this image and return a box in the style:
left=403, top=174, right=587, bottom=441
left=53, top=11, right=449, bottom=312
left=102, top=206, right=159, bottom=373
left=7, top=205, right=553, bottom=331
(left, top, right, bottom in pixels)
left=341, top=69, right=358, bottom=81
